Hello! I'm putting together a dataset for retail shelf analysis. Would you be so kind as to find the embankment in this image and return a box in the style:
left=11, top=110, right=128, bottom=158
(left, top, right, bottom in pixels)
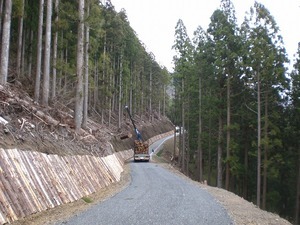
left=0, top=130, right=173, bottom=224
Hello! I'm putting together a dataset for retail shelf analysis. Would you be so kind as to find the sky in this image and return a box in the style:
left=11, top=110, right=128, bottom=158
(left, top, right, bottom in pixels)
left=111, top=0, right=300, bottom=72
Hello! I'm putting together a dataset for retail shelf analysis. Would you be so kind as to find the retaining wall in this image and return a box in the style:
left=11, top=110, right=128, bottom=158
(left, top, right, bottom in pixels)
left=0, top=130, right=174, bottom=224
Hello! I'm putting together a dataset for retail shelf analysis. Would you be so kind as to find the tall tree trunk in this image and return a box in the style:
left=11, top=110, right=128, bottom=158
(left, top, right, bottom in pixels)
left=208, top=89, right=212, bottom=185
left=163, top=85, right=166, bottom=117
left=101, top=35, right=106, bottom=125
left=0, top=0, right=4, bottom=38
left=262, top=90, right=269, bottom=210
left=74, top=0, right=85, bottom=131
left=0, top=0, right=12, bottom=85
left=93, top=57, right=98, bottom=109
left=226, top=74, right=231, bottom=190
left=42, top=0, right=52, bottom=106
left=257, top=71, right=262, bottom=208
left=149, top=66, right=152, bottom=122
left=198, top=76, right=203, bottom=182
left=173, top=126, right=177, bottom=161
left=21, top=25, right=25, bottom=76
left=16, top=0, right=25, bottom=78
left=173, top=88, right=178, bottom=161
left=34, top=0, right=44, bottom=102
left=27, top=28, right=33, bottom=77
left=82, top=2, right=90, bottom=129
left=108, top=63, right=112, bottom=127
left=217, top=114, right=223, bottom=188
left=51, top=0, right=59, bottom=100
left=129, top=62, right=133, bottom=113
left=243, top=127, right=249, bottom=199
left=118, top=53, right=123, bottom=129
left=58, top=31, right=63, bottom=92
left=63, top=46, right=68, bottom=95
left=181, top=79, right=185, bottom=174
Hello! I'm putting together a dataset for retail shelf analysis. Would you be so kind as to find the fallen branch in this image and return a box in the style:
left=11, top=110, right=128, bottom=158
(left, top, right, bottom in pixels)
left=7, top=97, right=60, bottom=126
left=20, top=118, right=26, bottom=130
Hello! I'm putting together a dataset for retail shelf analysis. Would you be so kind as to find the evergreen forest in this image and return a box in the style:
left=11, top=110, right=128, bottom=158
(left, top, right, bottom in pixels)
left=171, top=1, right=300, bottom=224
left=0, top=0, right=299, bottom=224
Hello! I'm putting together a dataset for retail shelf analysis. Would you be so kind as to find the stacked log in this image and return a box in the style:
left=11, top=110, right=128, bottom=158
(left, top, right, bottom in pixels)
left=134, top=140, right=148, bottom=154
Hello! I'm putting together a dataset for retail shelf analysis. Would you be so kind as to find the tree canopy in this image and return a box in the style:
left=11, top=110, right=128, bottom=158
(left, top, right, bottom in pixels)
left=170, top=0, right=299, bottom=223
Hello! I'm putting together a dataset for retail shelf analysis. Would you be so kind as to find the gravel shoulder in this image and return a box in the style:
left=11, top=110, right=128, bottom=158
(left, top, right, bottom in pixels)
left=152, top=137, right=292, bottom=225
left=156, top=162, right=292, bottom=225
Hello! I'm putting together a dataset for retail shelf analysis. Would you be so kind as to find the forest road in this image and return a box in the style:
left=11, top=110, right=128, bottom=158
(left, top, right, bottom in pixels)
left=55, top=142, right=233, bottom=225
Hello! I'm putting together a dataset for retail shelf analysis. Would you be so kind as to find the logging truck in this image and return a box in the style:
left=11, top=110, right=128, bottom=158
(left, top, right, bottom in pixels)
left=125, top=106, right=150, bottom=162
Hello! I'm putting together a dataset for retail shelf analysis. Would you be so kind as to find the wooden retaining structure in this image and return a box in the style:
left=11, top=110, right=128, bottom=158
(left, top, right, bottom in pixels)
left=0, top=130, right=174, bottom=224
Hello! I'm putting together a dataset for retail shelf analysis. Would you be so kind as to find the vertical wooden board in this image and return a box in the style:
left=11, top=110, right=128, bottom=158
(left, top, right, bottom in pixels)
left=64, top=156, right=86, bottom=199
left=39, top=154, right=63, bottom=207
left=0, top=150, right=26, bottom=219
left=98, top=158, right=113, bottom=186
left=0, top=210, right=8, bottom=225
left=93, top=157, right=108, bottom=188
left=77, top=155, right=96, bottom=195
left=4, top=149, right=28, bottom=217
left=0, top=157, right=17, bottom=224
left=57, top=156, right=79, bottom=202
left=16, top=150, right=45, bottom=212
left=103, top=156, right=119, bottom=181
left=52, top=155, right=76, bottom=203
left=57, top=156, right=79, bottom=203
left=105, top=155, right=120, bottom=181
left=6, top=150, right=38, bottom=216
left=26, top=151, right=55, bottom=208
left=83, top=156, right=101, bottom=189
left=104, top=155, right=123, bottom=181
left=82, top=156, right=101, bottom=191
left=20, top=151, right=49, bottom=211
left=72, top=156, right=92, bottom=196
left=98, top=158, right=115, bottom=185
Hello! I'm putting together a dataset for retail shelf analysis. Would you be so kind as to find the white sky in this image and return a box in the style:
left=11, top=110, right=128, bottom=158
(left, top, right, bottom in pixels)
left=111, top=0, right=300, bottom=72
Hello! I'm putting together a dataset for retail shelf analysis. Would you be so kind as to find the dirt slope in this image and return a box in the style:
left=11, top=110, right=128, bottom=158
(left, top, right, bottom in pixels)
left=0, top=83, right=173, bottom=157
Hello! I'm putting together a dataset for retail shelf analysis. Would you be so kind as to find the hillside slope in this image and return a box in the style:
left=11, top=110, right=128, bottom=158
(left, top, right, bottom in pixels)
left=0, top=83, right=174, bottom=156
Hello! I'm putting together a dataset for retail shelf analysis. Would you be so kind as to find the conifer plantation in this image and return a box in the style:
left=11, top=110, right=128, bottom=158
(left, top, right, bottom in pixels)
left=171, top=1, right=299, bottom=223
left=0, top=0, right=299, bottom=224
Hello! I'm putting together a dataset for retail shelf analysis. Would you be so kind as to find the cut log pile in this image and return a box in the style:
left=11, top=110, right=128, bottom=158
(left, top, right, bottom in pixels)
left=134, top=140, right=149, bottom=154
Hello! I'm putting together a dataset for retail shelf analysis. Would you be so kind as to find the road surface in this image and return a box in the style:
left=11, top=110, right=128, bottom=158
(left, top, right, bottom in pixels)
left=55, top=137, right=233, bottom=225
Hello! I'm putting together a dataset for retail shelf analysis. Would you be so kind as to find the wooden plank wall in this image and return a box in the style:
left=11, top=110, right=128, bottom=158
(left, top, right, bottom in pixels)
left=0, top=130, right=174, bottom=224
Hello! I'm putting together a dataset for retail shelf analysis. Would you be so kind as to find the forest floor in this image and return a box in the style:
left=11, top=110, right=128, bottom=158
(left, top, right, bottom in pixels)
left=0, top=83, right=292, bottom=225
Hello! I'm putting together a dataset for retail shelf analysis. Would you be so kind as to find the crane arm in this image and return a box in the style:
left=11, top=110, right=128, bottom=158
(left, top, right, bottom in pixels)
left=125, top=106, right=142, bottom=141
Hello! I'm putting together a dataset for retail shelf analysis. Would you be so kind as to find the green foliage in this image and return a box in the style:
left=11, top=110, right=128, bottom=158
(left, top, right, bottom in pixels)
left=170, top=0, right=296, bottom=222
left=81, top=196, right=93, bottom=203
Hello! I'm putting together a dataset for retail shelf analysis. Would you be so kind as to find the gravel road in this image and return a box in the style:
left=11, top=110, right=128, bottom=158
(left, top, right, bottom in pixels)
left=55, top=160, right=233, bottom=225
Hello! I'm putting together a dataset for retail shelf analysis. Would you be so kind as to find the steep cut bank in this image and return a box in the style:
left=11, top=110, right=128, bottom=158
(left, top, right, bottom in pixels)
left=0, top=84, right=174, bottom=157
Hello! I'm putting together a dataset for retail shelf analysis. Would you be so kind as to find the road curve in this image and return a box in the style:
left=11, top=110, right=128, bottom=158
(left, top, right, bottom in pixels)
left=55, top=162, right=233, bottom=225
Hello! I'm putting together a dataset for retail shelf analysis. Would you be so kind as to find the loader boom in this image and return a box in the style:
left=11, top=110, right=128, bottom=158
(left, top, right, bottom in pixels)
left=125, top=106, right=142, bottom=141
left=125, top=106, right=150, bottom=162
